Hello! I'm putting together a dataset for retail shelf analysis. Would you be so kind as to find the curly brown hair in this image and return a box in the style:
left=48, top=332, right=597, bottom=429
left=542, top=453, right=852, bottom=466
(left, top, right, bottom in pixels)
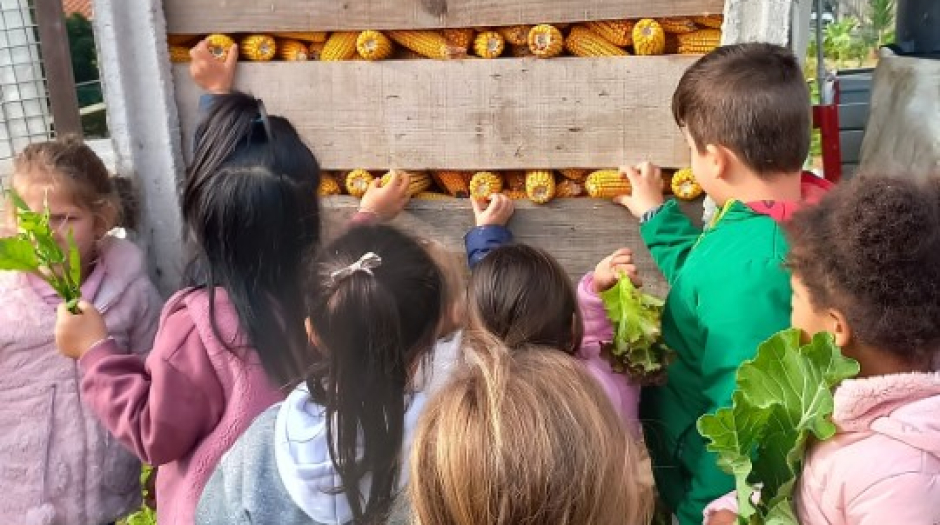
left=785, top=175, right=940, bottom=363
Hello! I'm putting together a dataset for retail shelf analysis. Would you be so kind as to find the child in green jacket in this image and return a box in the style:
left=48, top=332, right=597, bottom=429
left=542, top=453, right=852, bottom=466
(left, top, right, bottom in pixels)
left=615, top=43, right=831, bottom=525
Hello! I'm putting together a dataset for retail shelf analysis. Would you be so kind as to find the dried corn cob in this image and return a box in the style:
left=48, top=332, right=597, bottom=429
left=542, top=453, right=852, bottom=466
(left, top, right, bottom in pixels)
left=585, top=20, right=634, bottom=46
left=525, top=170, right=556, bottom=204
left=677, top=29, right=721, bottom=54
left=504, top=171, right=527, bottom=191
left=432, top=170, right=471, bottom=197
left=169, top=46, right=191, bottom=63
left=241, top=35, right=277, bottom=61
left=474, top=31, right=505, bottom=58
left=387, top=30, right=453, bottom=59
left=356, top=30, right=394, bottom=60
left=308, top=42, right=326, bottom=60
left=206, top=34, right=235, bottom=60
left=442, top=28, right=475, bottom=51
left=345, top=169, right=374, bottom=198
left=566, top=25, right=629, bottom=57
left=469, top=171, right=504, bottom=199
left=278, top=40, right=309, bottom=61
left=585, top=170, right=631, bottom=198
left=510, top=43, right=534, bottom=57
left=556, top=179, right=586, bottom=198
left=318, top=175, right=342, bottom=196
left=633, top=19, right=666, bottom=55
left=693, top=15, right=724, bottom=29
left=498, top=25, right=531, bottom=46
left=658, top=17, right=698, bottom=34
left=503, top=190, right=528, bottom=200
left=414, top=192, right=451, bottom=200
left=381, top=170, right=432, bottom=196
left=670, top=168, right=702, bottom=200
left=321, top=32, right=359, bottom=61
left=167, top=34, right=198, bottom=47
left=278, top=32, right=329, bottom=43
left=559, top=169, right=588, bottom=181
left=527, top=24, right=565, bottom=58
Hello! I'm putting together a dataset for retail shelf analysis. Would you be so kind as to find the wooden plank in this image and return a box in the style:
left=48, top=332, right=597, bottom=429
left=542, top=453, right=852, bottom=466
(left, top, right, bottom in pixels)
left=163, top=0, right=725, bottom=34
left=34, top=0, right=82, bottom=136
left=174, top=57, right=692, bottom=171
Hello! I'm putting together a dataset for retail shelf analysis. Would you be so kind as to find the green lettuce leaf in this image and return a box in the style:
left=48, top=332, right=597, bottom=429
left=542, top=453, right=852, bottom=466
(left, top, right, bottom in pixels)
left=600, top=274, right=674, bottom=384
left=697, top=329, right=860, bottom=524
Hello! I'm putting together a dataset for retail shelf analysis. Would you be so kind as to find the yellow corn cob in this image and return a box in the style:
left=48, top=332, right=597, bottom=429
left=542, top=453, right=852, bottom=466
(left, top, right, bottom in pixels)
left=504, top=171, right=527, bottom=191
left=585, top=20, right=634, bottom=46
left=380, top=170, right=432, bottom=196
left=633, top=19, right=666, bottom=55
left=169, top=45, right=191, bottom=63
left=503, top=190, right=528, bottom=200
left=318, top=175, right=342, bottom=196
left=693, top=15, right=724, bottom=29
left=474, top=31, right=505, bottom=58
left=566, top=25, right=629, bottom=57
left=321, top=32, right=359, bottom=61
left=585, top=170, right=631, bottom=198
left=556, top=179, right=586, bottom=198
left=414, top=192, right=452, bottom=200
left=278, top=40, right=310, bottom=61
left=469, top=171, right=504, bottom=199
left=510, top=43, right=533, bottom=57
left=559, top=169, right=588, bottom=181
left=679, top=43, right=720, bottom=54
left=432, top=170, right=471, bottom=197
left=658, top=17, right=698, bottom=34
left=442, top=28, right=475, bottom=51
left=387, top=30, right=453, bottom=59
left=278, top=32, right=329, bottom=43
left=167, top=34, right=198, bottom=47
left=525, top=170, right=556, bottom=204
left=527, top=24, right=565, bottom=58
left=345, top=169, right=374, bottom=198
left=670, top=168, right=703, bottom=200
left=677, top=29, right=722, bottom=54
left=241, top=34, right=277, bottom=61
left=498, top=25, right=531, bottom=46
left=206, top=34, right=235, bottom=60
left=392, top=47, right=426, bottom=60
left=356, top=30, right=394, bottom=60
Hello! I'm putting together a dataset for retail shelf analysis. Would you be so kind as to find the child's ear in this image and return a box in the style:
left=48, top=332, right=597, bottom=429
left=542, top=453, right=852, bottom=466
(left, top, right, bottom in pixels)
left=706, top=144, right=733, bottom=180
left=94, top=203, right=119, bottom=237
left=827, top=308, right=852, bottom=348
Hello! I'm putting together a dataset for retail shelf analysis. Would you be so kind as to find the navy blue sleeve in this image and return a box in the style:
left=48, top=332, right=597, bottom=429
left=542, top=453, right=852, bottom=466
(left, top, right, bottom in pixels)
left=464, top=225, right=513, bottom=268
left=192, top=94, right=221, bottom=150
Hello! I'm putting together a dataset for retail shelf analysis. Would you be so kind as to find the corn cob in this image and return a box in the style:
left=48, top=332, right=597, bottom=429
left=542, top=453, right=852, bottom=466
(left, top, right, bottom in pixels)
left=556, top=179, right=586, bottom=198
left=677, top=29, right=722, bottom=54
left=527, top=24, right=565, bottom=58
left=510, top=43, right=534, bottom=57
left=392, top=47, right=426, bottom=60
left=356, top=30, right=394, bottom=60
left=308, top=41, right=326, bottom=60
left=432, top=170, right=472, bottom=197
left=525, top=170, right=556, bottom=204
left=380, top=170, right=432, bottom=196
left=206, top=34, right=235, bottom=60
left=321, top=32, right=360, bottom=61
left=498, top=25, right=531, bottom=46
left=240, top=34, right=277, bottom=61
left=585, top=170, right=631, bottom=198
left=169, top=45, right=191, bottom=63
left=585, top=20, right=634, bottom=46
left=566, top=25, right=629, bottom=57
left=670, top=168, right=702, bottom=200
left=278, top=32, right=329, bottom=43
left=278, top=40, right=309, bottom=61
left=387, top=30, right=453, bottom=59
left=345, top=169, right=374, bottom=198
left=502, top=190, right=528, bottom=200
left=633, top=19, right=666, bottom=55
left=504, top=170, right=527, bottom=191
left=414, top=192, right=452, bottom=200
left=167, top=34, right=199, bottom=47
left=474, top=31, right=505, bottom=58
left=318, top=175, right=342, bottom=196
left=559, top=168, right=588, bottom=181
left=693, top=15, right=724, bottom=29
left=442, top=28, right=475, bottom=51
left=469, top=171, right=504, bottom=199
left=658, top=17, right=698, bottom=34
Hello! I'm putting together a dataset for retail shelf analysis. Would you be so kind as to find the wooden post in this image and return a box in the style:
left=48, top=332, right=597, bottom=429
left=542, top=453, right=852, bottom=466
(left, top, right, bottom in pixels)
left=33, top=0, right=82, bottom=136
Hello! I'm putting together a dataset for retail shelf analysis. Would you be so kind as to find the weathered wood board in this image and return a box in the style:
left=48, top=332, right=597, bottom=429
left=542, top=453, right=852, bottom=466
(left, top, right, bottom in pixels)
left=163, top=0, right=725, bottom=34
left=173, top=57, right=693, bottom=170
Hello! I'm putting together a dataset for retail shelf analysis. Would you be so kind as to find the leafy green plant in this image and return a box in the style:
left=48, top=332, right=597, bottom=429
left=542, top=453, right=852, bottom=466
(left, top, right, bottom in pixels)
left=119, top=465, right=157, bottom=525
left=697, top=329, right=859, bottom=524
left=867, top=0, right=895, bottom=48
left=0, top=190, right=82, bottom=312
left=824, top=17, right=867, bottom=67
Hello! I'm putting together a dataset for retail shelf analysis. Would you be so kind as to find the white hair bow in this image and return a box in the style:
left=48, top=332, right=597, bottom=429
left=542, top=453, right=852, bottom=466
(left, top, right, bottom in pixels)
left=329, top=252, right=383, bottom=284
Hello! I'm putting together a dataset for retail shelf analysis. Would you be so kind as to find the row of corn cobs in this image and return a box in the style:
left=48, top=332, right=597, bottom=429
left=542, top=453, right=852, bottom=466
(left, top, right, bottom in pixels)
left=318, top=168, right=703, bottom=204
left=167, top=15, right=722, bottom=63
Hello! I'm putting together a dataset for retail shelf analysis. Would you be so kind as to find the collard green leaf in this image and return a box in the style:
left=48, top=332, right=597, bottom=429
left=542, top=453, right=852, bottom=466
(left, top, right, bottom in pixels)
left=599, top=275, right=674, bottom=383
left=0, top=237, right=40, bottom=272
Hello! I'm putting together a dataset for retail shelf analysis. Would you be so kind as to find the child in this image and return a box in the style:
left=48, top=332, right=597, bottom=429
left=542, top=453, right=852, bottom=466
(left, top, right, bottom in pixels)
left=613, top=43, right=832, bottom=524
left=705, top=175, right=940, bottom=525
left=195, top=224, right=456, bottom=524
left=0, top=136, right=162, bottom=525
left=409, top=332, right=654, bottom=525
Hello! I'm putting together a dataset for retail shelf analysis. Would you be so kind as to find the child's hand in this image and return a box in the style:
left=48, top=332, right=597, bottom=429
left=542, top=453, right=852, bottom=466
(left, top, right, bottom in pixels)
left=55, top=301, right=108, bottom=359
left=615, top=161, right=665, bottom=218
left=706, top=510, right=738, bottom=525
left=472, top=194, right=514, bottom=227
left=360, top=170, right=411, bottom=221
left=593, top=248, right=642, bottom=292
left=190, top=39, right=238, bottom=94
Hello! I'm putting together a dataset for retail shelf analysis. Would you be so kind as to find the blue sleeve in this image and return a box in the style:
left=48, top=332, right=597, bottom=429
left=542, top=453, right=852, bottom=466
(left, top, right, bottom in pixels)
left=192, top=94, right=221, bottom=151
left=464, top=225, right=513, bottom=268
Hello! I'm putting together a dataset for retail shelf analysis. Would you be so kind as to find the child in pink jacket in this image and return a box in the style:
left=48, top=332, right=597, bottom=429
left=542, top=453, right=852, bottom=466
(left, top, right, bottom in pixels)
left=705, top=175, right=940, bottom=525
left=0, top=137, right=162, bottom=525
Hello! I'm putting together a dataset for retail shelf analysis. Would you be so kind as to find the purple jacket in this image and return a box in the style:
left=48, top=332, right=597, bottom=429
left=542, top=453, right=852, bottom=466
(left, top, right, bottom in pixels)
left=0, top=237, right=162, bottom=525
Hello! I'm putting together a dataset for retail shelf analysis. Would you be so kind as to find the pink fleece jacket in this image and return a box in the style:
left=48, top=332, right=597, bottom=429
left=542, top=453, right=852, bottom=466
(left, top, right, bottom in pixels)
left=577, top=272, right=642, bottom=438
left=78, top=287, right=285, bottom=525
left=0, top=237, right=162, bottom=525
left=704, top=372, right=940, bottom=525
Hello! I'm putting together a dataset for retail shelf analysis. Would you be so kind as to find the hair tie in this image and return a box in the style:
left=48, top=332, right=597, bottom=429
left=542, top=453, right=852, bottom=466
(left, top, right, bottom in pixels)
left=330, top=252, right=383, bottom=284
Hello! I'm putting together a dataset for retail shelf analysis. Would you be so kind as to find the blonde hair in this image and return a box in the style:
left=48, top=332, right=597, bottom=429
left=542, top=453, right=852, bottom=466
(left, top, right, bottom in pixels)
left=409, top=332, right=653, bottom=525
